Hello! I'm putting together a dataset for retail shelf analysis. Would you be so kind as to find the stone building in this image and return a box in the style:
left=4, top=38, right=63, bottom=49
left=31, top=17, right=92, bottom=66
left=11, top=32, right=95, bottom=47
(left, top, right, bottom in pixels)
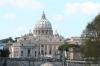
left=10, top=12, right=65, bottom=58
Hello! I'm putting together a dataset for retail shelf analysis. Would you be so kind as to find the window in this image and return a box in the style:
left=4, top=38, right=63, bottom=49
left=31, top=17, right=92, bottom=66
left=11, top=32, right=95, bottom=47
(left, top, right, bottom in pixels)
left=27, top=49, right=30, bottom=56
left=49, top=47, right=52, bottom=54
left=41, top=50, right=44, bottom=55
left=42, top=30, right=44, bottom=34
left=46, top=30, right=48, bottom=34
left=41, top=45, right=44, bottom=47
left=34, top=44, right=37, bottom=46
left=38, top=52, right=40, bottom=55
left=49, top=50, right=51, bottom=54
left=35, top=51, right=37, bottom=57
left=24, top=38, right=26, bottom=40
left=59, top=39, right=61, bottom=41
left=21, top=51, right=23, bottom=56
left=45, top=52, right=47, bottom=54
left=21, top=44, right=23, bottom=46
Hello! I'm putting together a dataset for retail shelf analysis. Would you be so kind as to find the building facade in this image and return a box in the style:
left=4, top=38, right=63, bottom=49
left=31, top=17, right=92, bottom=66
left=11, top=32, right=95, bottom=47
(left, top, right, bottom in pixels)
left=10, top=12, right=65, bottom=58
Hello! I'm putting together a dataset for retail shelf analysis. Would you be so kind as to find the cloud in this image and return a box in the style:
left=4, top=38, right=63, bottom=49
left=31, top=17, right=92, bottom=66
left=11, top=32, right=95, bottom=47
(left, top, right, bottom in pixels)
left=2, top=13, right=16, bottom=20
left=0, top=0, right=43, bottom=9
left=53, top=15, right=64, bottom=22
left=10, top=0, right=43, bottom=9
left=32, top=1, right=42, bottom=9
left=81, top=2, right=100, bottom=14
left=65, top=3, right=79, bottom=14
left=0, top=0, right=6, bottom=7
left=65, top=2, right=100, bottom=14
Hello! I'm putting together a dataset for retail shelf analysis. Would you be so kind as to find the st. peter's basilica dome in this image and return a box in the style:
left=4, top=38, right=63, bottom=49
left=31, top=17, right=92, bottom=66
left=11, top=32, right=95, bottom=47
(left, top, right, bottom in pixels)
left=33, top=12, right=53, bottom=36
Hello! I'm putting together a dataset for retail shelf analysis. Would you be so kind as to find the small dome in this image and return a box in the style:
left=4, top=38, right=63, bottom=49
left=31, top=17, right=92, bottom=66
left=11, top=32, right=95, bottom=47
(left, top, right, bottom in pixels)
left=34, top=12, right=52, bottom=30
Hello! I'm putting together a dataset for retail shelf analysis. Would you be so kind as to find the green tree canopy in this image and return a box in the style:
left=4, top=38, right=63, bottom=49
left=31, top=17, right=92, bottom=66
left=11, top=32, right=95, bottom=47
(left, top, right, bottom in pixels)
left=58, top=43, right=69, bottom=51
left=87, top=14, right=100, bottom=31
left=58, top=42, right=78, bottom=51
left=81, top=13, right=100, bottom=62
left=0, top=37, right=15, bottom=43
left=81, top=39, right=100, bottom=60
left=0, top=48, right=10, bottom=57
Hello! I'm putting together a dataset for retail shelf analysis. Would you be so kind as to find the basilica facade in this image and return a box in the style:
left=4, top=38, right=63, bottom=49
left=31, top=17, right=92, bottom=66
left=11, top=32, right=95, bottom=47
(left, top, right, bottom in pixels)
left=9, top=12, right=65, bottom=58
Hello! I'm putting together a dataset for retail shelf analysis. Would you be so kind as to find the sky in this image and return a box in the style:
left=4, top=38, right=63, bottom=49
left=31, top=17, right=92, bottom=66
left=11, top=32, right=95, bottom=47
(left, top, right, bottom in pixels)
left=0, top=0, right=100, bottom=39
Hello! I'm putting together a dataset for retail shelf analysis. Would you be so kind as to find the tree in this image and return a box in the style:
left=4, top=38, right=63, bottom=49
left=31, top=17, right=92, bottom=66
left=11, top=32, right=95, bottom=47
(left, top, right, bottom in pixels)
left=0, top=48, right=10, bottom=57
left=58, top=43, right=79, bottom=51
left=58, top=42, right=69, bottom=59
left=81, top=13, right=100, bottom=63
left=58, top=43, right=69, bottom=52
left=58, top=42, right=79, bottom=59
left=0, top=37, right=15, bottom=43
left=0, top=48, right=10, bottom=66
left=81, top=39, right=100, bottom=61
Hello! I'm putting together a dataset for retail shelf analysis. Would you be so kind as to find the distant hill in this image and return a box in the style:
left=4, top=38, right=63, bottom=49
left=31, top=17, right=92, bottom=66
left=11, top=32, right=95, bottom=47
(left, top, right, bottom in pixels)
left=0, top=37, right=15, bottom=43
left=0, top=42, right=6, bottom=50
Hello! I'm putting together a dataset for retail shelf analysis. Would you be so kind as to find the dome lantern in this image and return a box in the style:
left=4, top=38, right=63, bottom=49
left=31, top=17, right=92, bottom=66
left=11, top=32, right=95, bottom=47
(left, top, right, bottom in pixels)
left=41, top=11, right=46, bottom=19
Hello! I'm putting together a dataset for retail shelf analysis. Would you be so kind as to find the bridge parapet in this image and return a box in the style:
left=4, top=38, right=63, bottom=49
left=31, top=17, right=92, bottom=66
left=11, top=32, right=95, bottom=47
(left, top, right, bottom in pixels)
left=0, top=57, right=100, bottom=66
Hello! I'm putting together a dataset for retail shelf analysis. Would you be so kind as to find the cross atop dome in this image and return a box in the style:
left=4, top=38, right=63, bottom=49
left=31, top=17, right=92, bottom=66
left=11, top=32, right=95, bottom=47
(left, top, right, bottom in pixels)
left=41, top=11, right=46, bottom=19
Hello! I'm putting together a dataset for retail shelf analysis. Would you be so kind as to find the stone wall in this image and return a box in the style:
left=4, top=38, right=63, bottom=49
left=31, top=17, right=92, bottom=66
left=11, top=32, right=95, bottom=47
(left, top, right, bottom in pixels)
left=0, top=58, right=100, bottom=66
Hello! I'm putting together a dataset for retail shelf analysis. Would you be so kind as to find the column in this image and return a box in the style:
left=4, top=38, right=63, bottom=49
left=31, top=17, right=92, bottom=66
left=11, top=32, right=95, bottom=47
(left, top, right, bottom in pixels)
left=45, top=45, right=47, bottom=55
left=40, top=45, right=41, bottom=55
left=52, top=45, right=54, bottom=56
left=47, top=45, right=49, bottom=55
